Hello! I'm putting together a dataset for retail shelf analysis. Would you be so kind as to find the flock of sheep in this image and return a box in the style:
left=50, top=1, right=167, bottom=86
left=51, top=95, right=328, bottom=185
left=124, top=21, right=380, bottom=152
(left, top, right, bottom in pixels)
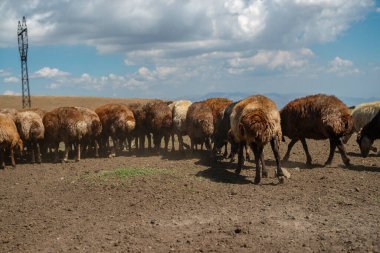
left=0, top=94, right=379, bottom=184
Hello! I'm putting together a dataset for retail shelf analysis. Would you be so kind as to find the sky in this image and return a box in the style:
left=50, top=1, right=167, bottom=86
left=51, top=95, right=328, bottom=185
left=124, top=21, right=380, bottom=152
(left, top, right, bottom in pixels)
left=0, top=0, right=379, bottom=101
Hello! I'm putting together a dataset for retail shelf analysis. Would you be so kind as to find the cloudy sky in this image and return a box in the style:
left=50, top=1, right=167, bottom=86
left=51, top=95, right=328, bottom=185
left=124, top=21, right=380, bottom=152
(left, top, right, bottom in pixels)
left=0, top=0, right=379, bottom=100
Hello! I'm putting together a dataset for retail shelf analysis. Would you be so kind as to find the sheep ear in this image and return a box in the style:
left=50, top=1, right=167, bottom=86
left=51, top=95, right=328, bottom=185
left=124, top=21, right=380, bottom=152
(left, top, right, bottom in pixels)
left=239, top=123, right=245, bottom=136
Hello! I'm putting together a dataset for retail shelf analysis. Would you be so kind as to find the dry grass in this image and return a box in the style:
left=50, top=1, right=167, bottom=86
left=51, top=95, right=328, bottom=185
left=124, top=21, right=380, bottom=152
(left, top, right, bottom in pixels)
left=0, top=95, right=162, bottom=111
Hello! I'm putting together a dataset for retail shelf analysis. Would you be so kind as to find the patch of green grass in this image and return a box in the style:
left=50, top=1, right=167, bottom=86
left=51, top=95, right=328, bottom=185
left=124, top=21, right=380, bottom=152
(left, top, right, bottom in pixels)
left=97, top=167, right=168, bottom=179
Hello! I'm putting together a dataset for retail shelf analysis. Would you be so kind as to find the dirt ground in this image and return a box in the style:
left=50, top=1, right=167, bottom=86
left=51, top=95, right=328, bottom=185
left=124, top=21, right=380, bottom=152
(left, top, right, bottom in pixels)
left=0, top=135, right=379, bottom=253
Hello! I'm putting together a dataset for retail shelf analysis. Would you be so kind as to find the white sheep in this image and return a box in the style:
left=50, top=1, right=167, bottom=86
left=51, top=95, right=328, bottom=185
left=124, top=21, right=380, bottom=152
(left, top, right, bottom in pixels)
left=343, top=101, right=380, bottom=153
left=169, top=100, right=192, bottom=151
left=15, top=111, right=45, bottom=163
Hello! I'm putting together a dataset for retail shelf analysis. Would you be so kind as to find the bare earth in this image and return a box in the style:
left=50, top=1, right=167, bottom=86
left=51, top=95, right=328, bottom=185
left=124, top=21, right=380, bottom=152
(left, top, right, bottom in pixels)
left=0, top=95, right=379, bottom=252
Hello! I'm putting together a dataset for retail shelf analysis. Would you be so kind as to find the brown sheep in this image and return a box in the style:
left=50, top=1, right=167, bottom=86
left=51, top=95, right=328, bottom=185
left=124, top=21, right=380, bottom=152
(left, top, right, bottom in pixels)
left=128, top=102, right=151, bottom=151
left=186, top=102, right=214, bottom=151
left=143, top=101, right=172, bottom=152
left=43, top=107, right=87, bottom=162
left=75, top=107, right=102, bottom=158
left=203, top=97, right=233, bottom=156
left=281, top=94, right=353, bottom=167
left=95, top=104, right=135, bottom=157
left=0, top=113, right=23, bottom=169
left=15, top=111, right=45, bottom=163
left=230, top=95, right=287, bottom=184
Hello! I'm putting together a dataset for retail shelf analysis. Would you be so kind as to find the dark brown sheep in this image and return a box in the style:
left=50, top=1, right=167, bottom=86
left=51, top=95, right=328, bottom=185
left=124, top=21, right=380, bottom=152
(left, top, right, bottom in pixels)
left=186, top=102, right=214, bottom=151
left=230, top=95, right=287, bottom=184
left=357, top=110, right=380, bottom=158
left=281, top=94, right=353, bottom=167
left=143, top=101, right=172, bottom=152
left=128, top=102, right=151, bottom=151
left=95, top=104, right=135, bottom=157
left=44, top=107, right=88, bottom=162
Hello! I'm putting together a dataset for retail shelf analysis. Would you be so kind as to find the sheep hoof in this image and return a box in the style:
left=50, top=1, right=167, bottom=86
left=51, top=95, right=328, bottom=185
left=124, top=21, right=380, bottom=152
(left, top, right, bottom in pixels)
left=283, top=155, right=289, bottom=161
left=343, top=159, right=351, bottom=167
left=262, top=171, right=269, bottom=178
left=278, top=176, right=285, bottom=184
left=254, top=177, right=261, bottom=184
left=235, top=168, right=241, bottom=175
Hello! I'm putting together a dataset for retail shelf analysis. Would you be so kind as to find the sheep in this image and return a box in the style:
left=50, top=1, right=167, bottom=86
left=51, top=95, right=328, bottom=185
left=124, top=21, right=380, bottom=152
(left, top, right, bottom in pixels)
left=42, top=110, right=60, bottom=161
left=230, top=95, right=286, bottom=184
left=168, top=100, right=192, bottom=151
left=0, top=113, right=23, bottom=169
left=343, top=101, right=380, bottom=153
left=281, top=94, right=353, bottom=167
left=18, top=108, right=46, bottom=119
left=128, top=102, right=151, bottom=151
left=95, top=104, right=135, bottom=157
left=43, top=107, right=87, bottom=162
left=186, top=101, right=214, bottom=151
left=15, top=111, right=44, bottom=163
left=0, top=108, right=18, bottom=122
left=143, top=101, right=172, bottom=152
left=75, top=107, right=102, bottom=158
left=356, top=110, right=380, bottom=158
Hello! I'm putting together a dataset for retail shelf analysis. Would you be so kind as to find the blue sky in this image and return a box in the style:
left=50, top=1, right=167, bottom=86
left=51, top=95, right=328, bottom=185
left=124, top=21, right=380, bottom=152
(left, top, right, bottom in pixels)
left=0, top=0, right=379, bottom=100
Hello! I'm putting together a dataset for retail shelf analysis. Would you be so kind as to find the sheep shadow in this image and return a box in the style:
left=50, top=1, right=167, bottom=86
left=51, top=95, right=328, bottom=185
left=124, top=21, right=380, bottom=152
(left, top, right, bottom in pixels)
left=347, top=151, right=379, bottom=158
left=343, top=164, right=380, bottom=172
left=194, top=156, right=255, bottom=184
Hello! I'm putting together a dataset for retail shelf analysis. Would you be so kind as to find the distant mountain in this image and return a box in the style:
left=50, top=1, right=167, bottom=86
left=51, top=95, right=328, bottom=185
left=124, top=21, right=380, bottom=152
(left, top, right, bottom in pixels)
left=177, top=92, right=380, bottom=108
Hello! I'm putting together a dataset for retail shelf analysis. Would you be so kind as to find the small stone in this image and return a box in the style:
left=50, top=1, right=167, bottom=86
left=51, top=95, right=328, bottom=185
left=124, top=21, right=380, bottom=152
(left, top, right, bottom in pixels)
left=282, top=168, right=291, bottom=179
left=354, top=187, right=360, bottom=192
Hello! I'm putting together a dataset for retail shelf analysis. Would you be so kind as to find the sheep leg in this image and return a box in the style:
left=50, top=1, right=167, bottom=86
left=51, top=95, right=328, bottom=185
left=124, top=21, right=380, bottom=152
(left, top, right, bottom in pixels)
left=229, top=141, right=239, bottom=162
left=63, top=142, right=70, bottom=162
left=205, top=138, right=212, bottom=151
left=111, top=137, right=118, bottom=157
left=245, top=143, right=250, bottom=161
left=10, top=146, right=16, bottom=168
left=236, top=141, right=245, bottom=174
left=54, top=143, right=59, bottom=163
left=300, top=138, right=312, bottom=165
left=251, top=143, right=263, bottom=184
left=75, top=142, right=81, bottom=162
left=164, top=133, right=170, bottom=152
left=139, top=135, right=145, bottom=150
left=283, top=139, right=297, bottom=161
left=260, top=151, right=268, bottom=178
left=30, top=142, right=36, bottom=164
left=270, top=137, right=285, bottom=183
left=147, top=133, right=152, bottom=149
left=324, top=138, right=336, bottom=166
left=171, top=133, right=176, bottom=152
left=336, top=138, right=350, bottom=167
left=222, top=143, right=228, bottom=158
left=36, top=142, right=41, bottom=163
left=94, top=139, right=100, bottom=158
left=0, top=148, right=5, bottom=169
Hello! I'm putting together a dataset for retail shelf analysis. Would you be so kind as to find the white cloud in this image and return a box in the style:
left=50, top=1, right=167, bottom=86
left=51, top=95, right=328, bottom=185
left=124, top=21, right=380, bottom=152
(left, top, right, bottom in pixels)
left=376, top=7, right=380, bottom=13
left=33, top=67, right=70, bottom=78
left=0, top=69, right=11, bottom=77
left=228, top=48, right=315, bottom=73
left=4, top=76, right=19, bottom=83
left=0, top=0, right=374, bottom=56
left=3, top=90, right=20, bottom=96
left=328, top=56, right=360, bottom=76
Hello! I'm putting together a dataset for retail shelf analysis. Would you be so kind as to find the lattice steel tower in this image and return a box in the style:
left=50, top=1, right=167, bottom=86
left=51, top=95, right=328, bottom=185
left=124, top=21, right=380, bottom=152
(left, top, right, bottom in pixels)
left=17, top=16, right=31, bottom=108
